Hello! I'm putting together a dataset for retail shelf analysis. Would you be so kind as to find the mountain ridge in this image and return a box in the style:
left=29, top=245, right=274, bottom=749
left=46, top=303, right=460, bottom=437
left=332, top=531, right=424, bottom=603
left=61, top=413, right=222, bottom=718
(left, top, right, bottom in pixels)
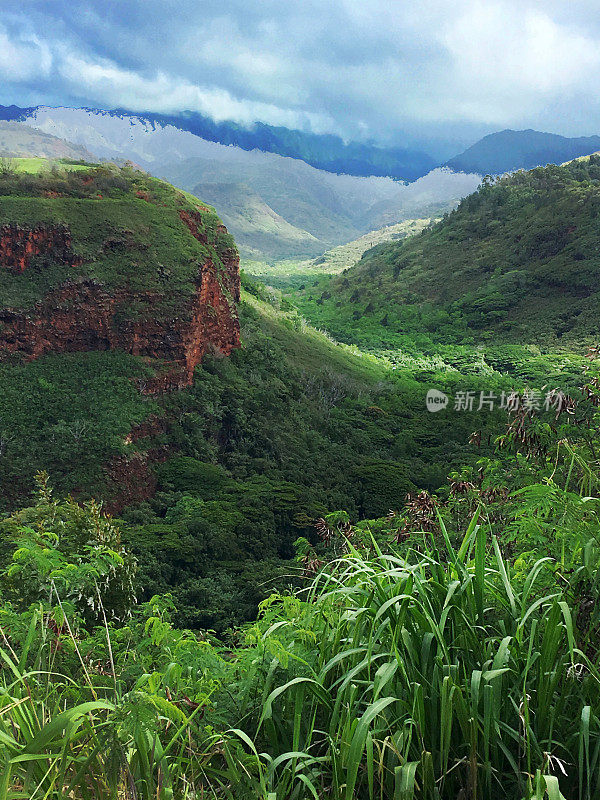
left=0, top=103, right=436, bottom=180
left=7, top=104, right=600, bottom=184
left=192, top=181, right=323, bottom=260
left=447, top=128, right=600, bottom=175
left=0, top=120, right=97, bottom=161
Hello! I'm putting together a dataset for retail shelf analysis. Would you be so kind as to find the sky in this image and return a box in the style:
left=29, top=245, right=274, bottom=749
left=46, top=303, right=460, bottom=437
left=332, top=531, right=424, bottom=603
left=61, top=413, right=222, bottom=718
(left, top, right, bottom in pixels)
left=1, top=0, right=599, bottom=156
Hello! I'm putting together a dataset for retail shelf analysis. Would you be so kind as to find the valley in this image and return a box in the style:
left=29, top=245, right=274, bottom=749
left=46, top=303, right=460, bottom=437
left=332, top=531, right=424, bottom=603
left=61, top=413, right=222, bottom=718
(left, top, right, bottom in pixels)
left=243, top=217, right=435, bottom=289
left=0, top=157, right=505, bottom=629
left=2, top=111, right=600, bottom=799
left=291, top=160, right=600, bottom=353
left=0, top=151, right=594, bottom=634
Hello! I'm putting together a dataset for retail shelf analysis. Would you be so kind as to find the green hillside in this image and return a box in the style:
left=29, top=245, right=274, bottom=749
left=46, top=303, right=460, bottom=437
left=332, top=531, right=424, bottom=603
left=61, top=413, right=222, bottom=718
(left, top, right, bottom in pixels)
left=2, top=266, right=524, bottom=627
left=295, top=157, right=600, bottom=350
left=0, top=162, right=235, bottom=311
left=0, top=161, right=240, bottom=507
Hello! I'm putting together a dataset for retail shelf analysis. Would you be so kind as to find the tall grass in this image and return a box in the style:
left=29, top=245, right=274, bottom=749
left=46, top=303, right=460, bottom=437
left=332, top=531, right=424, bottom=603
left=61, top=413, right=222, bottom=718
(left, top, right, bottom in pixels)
left=2, top=512, right=600, bottom=798
left=242, top=513, right=600, bottom=799
left=0, top=605, right=256, bottom=799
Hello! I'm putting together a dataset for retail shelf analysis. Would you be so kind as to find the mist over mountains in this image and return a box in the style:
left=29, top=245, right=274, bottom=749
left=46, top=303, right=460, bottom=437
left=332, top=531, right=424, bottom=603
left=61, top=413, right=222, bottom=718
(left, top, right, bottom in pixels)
left=0, top=104, right=437, bottom=180
left=5, top=104, right=600, bottom=261
left=3, top=106, right=481, bottom=259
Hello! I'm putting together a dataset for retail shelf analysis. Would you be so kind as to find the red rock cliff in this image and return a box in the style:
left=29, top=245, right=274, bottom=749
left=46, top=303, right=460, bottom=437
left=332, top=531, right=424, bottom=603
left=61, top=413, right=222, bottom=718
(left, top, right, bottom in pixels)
left=0, top=223, right=82, bottom=273
left=0, top=220, right=241, bottom=390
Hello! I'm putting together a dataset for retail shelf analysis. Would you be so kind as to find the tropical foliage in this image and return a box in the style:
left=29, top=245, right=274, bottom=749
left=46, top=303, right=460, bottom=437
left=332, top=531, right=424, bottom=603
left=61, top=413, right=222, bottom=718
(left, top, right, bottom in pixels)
left=2, top=357, right=600, bottom=798
left=3, top=156, right=600, bottom=799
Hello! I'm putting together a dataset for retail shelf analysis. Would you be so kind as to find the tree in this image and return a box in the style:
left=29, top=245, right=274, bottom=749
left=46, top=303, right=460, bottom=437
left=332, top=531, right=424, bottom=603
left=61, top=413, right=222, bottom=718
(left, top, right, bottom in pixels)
left=0, top=156, right=15, bottom=177
left=0, top=473, right=136, bottom=623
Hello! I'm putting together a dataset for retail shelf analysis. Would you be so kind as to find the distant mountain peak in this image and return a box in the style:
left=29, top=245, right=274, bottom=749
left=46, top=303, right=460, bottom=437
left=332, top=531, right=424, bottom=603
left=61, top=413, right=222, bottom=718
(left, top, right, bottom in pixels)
left=447, top=128, right=600, bottom=175
left=0, top=120, right=96, bottom=161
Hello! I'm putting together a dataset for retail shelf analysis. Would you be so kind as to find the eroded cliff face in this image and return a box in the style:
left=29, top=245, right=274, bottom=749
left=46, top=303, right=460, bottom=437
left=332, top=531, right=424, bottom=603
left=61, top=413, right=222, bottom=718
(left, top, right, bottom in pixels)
left=0, top=166, right=243, bottom=513
left=0, top=223, right=82, bottom=273
left=0, top=220, right=240, bottom=390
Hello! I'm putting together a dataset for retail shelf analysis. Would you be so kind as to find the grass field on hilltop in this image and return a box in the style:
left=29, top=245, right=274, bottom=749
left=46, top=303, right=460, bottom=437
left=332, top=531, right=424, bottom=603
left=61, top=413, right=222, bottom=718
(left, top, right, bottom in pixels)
left=0, top=163, right=235, bottom=308
left=4, top=156, right=95, bottom=173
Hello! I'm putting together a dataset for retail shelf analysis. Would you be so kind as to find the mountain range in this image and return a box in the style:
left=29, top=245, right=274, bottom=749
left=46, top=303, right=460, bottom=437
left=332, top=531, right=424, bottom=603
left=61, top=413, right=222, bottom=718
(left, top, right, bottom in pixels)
left=4, top=104, right=600, bottom=263
left=5, top=103, right=600, bottom=180
left=112, top=108, right=439, bottom=181
left=0, top=106, right=481, bottom=260
left=0, top=104, right=436, bottom=181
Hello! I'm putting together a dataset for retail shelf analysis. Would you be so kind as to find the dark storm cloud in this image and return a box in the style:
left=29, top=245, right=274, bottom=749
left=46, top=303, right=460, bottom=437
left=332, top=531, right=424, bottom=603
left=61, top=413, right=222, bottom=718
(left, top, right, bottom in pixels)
left=2, top=0, right=600, bottom=148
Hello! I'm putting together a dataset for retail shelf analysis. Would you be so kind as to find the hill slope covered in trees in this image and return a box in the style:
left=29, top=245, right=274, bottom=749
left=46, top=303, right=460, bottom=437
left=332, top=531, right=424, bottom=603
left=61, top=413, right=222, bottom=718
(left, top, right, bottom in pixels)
left=0, top=162, right=517, bottom=630
left=295, top=157, right=600, bottom=350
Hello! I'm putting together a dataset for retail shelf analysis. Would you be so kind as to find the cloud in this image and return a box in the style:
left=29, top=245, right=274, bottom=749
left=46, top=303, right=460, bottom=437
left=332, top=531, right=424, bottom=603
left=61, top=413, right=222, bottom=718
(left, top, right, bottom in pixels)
left=0, top=24, right=52, bottom=82
left=2, top=0, right=600, bottom=148
left=439, top=2, right=600, bottom=122
left=57, top=50, right=334, bottom=131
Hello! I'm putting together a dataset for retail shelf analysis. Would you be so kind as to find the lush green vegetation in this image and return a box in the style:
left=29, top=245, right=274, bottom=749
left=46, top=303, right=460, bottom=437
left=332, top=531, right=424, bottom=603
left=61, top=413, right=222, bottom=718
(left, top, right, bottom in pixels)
left=2, top=366, right=600, bottom=798
left=0, top=162, right=235, bottom=310
left=0, top=271, right=488, bottom=626
left=293, top=158, right=600, bottom=352
left=3, top=156, right=600, bottom=797
left=0, top=265, right=591, bottom=633
left=0, top=162, right=496, bottom=633
left=2, top=156, right=93, bottom=174
left=0, top=351, right=156, bottom=508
